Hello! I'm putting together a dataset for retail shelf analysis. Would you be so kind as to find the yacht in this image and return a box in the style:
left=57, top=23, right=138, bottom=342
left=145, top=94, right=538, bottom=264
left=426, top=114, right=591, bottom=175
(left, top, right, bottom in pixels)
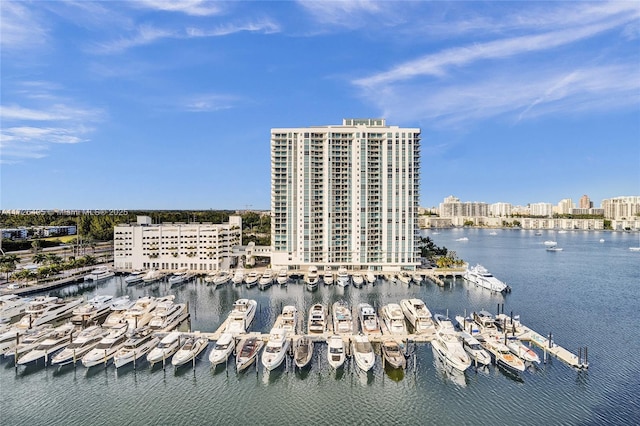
left=327, top=335, right=346, bottom=369
left=434, top=314, right=457, bottom=333
left=235, top=336, right=264, bottom=372
left=261, top=328, right=290, bottom=371
left=293, top=336, right=313, bottom=369
left=381, top=303, right=407, bottom=335
left=460, top=332, right=491, bottom=366
left=365, top=269, right=376, bottom=285
left=307, top=304, right=326, bottom=335
left=17, top=323, right=78, bottom=366
left=113, top=327, right=159, bottom=368
left=0, top=295, right=31, bottom=324
left=244, top=271, right=259, bottom=288
left=17, top=296, right=83, bottom=328
left=203, top=272, right=218, bottom=285
left=70, top=295, right=114, bottom=326
left=172, top=336, right=209, bottom=367
left=279, top=305, right=298, bottom=336
left=208, top=332, right=235, bottom=366
left=51, top=325, right=109, bottom=366
left=0, top=324, right=52, bottom=356
left=357, top=303, right=381, bottom=335
left=351, top=334, right=375, bottom=372
left=148, top=300, right=188, bottom=332
left=463, top=264, right=511, bottom=294
left=381, top=339, right=406, bottom=369
left=473, top=311, right=498, bottom=334
left=147, top=331, right=182, bottom=365
left=83, top=266, right=115, bottom=281
left=224, top=299, right=257, bottom=335
left=411, top=272, right=423, bottom=285
left=454, top=314, right=481, bottom=336
left=142, top=268, right=163, bottom=285
left=352, top=272, right=364, bottom=288
left=6, top=325, right=63, bottom=362
left=212, top=270, right=231, bottom=287
left=81, top=323, right=128, bottom=367
left=336, top=267, right=350, bottom=287
left=276, top=268, right=289, bottom=285
left=332, top=301, right=353, bottom=335
left=323, top=269, right=334, bottom=285
left=400, top=298, right=436, bottom=335
left=258, top=268, right=273, bottom=290
left=231, top=268, right=245, bottom=285
left=506, top=337, right=540, bottom=364
left=304, top=266, right=319, bottom=291
left=123, top=296, right=161, bottom=332
left=168, top=270, right=191, bottom=287
left=482, top=337, right=525, bottom=373
left=431, top=329, right=471, bottom=372
left=397, top=272, right=411, bottom=285
left=124, top=270, right=145, bottom=286
left=102, top=296, right=134, bottom=329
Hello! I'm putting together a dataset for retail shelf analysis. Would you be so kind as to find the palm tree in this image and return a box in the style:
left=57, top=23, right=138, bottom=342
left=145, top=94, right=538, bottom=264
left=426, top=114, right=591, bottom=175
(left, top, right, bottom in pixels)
left=32, top=253, right=46, bottom=264
left=0, top=254, right=19, bottom=281
left=45, top=253, right=63, bottom=266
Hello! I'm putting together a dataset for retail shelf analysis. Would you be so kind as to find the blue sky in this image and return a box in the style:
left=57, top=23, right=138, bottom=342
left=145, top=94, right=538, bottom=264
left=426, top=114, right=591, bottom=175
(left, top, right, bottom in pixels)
left=1, top=1, right=639, bottom=210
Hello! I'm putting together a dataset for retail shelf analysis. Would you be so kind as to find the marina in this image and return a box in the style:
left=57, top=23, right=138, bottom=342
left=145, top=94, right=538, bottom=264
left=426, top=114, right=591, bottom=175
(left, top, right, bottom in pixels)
left=0, top=229, right=638, bottom=425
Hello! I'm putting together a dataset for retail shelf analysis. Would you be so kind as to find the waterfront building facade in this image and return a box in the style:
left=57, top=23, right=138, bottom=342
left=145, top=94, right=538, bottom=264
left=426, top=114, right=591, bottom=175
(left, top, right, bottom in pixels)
left=113, top=215, right=242, bottom=272
left=489, top=202, right=512, bottom=217
left=529, top=203, right=553, bottom=217
left=270, top=118, right=421, bottom=272
left=439, top=196, right=488, bottom=218
left=602, top=196, right=640, bottom=220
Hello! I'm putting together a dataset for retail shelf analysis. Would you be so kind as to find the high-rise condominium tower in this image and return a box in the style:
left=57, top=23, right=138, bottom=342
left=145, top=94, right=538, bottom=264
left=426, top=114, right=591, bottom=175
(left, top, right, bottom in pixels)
left=270, top=118, right=421, bottom=271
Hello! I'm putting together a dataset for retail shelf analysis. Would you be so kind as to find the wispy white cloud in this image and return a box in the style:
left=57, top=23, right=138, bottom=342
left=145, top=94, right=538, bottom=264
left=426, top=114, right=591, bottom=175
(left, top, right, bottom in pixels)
left=182, top=94, right=241, bottom=112
left=298, top=0, right=386, bottom=27
left=134, top=0, right=223, bottom=17
left=0, top=1, right=48, bottom=50
left=186, top=20, right=280, bottom=37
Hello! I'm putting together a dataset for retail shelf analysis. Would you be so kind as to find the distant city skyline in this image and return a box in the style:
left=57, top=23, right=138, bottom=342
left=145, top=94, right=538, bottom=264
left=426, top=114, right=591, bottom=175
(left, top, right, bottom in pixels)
left=1, top=2, right=639, bottom=210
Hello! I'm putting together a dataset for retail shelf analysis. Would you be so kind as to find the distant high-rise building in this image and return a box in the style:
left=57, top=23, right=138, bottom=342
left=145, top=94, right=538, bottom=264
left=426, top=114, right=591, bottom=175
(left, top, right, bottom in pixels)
left=579, top=195, right=593, bottom=209
left=270, top=118, right=421, bottom=270
left=439, top=196, right=488, bottom=217
left=530, top=202, right=553, bottom=217
left=556, top=198, right=574, bottom=215
left=602, top=196, right=640, bottom=220
left=489, top=202, right=512, bottom=217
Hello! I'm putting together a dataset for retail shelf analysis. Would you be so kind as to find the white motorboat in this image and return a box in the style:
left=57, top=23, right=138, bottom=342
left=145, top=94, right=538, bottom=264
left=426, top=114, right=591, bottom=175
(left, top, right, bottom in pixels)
left=113, top=327, right=159, bottom=368
left=473, top=310, right=498, bottom=334
left=244, top=271, right=259, bottom=288
left=235, top=336, right=264, bottom=372
left=544, top=240, right=558, bottom=246
left=224, top=299, right=257, bottom=335
left=147, top=331, right=182, bottom=365
left=456, top=237, right=469, bottom=242
left=357, top=303, right=381, bottom=335
left=546, top=246, right=564, bottom=252
left=397, top=272, right=411, bottom=285
left=83, top=266, right=115, bottom=281
left=0, top=295, right=32, bottom=324
left=381, top=303, right=407, bottom=335
left=17, top=323, right=77, bottom=366
left=81, top=323, right=128, bottom=367
left=629, top=247, right=640, bottom=252
left=261, top=328, right=290, bottom=371
left=482, top=337, right=526, bottom=373
left=495, top=313, right=524, bottom=334
left=327, top=335, right=346, bottom=369
left=148, top=300, right=187, bottom=332
left=102, top=296, right=133, bottom=329
left=293, top=336, right=314, bottom=369
left=411, top=272, right=422, bottom=284
left=352, top=272, right=364, bottom=288
left=336, top=267, right=350, bottom=287
left=123, top=296, right=161, bottom=332
left=351, top=334, right=375, bottom=372
left=208, top=332, right=235, bottom=366
left=212, top=270, right=231, bottom=287
left=365, top=270, right=376, bottom=285
left=434, top=314, right=457, bottom=333
left=51, top=325, right=109, bottom=366
left=168, top=270, right=191, bottom=287
left=0, top=324, right=52, bottom=355
left=231, top=268, right=245, bottom=285
left=304, top=266, right=319, bottom=291
left=17, top=296, right=83, bottom=328
left=506, top=337, right=540, bottom=364
left=124, top=270, right=145, bottom=285
left=70, top=295, right=113, bottom=326
left=3, top=325, right=54, bottom=359
left=381, top=339, right=406, bottom=369
left=307, top=304, right=326, bottom=335
left=142, top=268, right=163, bottom=285
left=431, top=329, right=471, bottom=372
left=454, top=315, right=481, bottom=336
left=460, top=332, right=491, bottom=366
left=258, top=268, right=273, bottom=290
left=279, top=305, right=298, bottom=335
left=172, top=336, right=208, bottom=367
left=463, top=264, right=511, bottom=294
left=323, top=269, right=334, bottom=285
left=332, top=301, right=353, bottom=335
left=203, top=272, right=218, bottom=284
left=276, top=268, right=289, bottom=285
left=400, top=298, right=436, bottom=335
left=432, top=346, right=468, bottom=388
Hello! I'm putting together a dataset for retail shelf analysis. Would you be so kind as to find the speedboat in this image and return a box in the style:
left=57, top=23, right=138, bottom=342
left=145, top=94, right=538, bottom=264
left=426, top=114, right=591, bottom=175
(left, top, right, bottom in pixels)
left=244, top=271, right=259, bottom=288
left=431, top=329, right=471, bottom=372
left=81, top=323, right=128, bottom=367
left=212, top=270, right=231, bottom=287
left=473, top=310, right=498, bottom=334
left=304, top=266, right=319, bottom=291
left=381, top=339, right=406, bottom=369
left=148, top=300, right=187, bottom=332
left=235, top=336, right=264, bottom=372
left=293, top=336, right=313, bottom=369
left=482, top=337, right=525, bottom=373
left=84, top=266, right=115, bottom=281
left=142, top=268, right=163, bottom=285
left=224, top=299, right=257, bottom=335
left=70, top=295, right=113, bottom=326
left=454, top=314, right=480, bottom=336
left=124, top=270, right=145, bottom=286
left=327, top=335, right=346, bottom=369
left=0, top=295, right=31, bottom=324
left=307, top=304, right=326, bottom=335
left=147, top=331, right=182, bottom=365
left=357, top=303, right=381, bottom=335
left=279, top=305, right=298, bottom=335
left=261, top=328, right=290, bottom=371
left=322, top=269, right=334, bottom=285
left=51, top=325, right=108, bottom=366
left=506, top=337, right=540, bottom=364
left=332, top=301, right=353, bottom=335
left=172, top=336, right=208, bottom=367
left=352, top=272, right=364, bottom=288
left=460, top=332, right=491, bottom=366
left=0, top=324, right=52, bottom=356
left=381, top=303, right=407, bottom=335
left=17, top=323, right=77, bottom=366
left=231, top=268, right=245, bottom=285
left=102, top=296, right=134, bottom=329
left=365, top=269, right=376, bottom=285
left=336, top=267, right=350, bottom=287
left=208, top=332, right=235, bottom=366
left=463, top=264, right=511, bottom=294
left=276, top=268, right=289, bottom=285
left=17, top=296, right=83, bottom=328
left=351, top=334, right=375, bottom=372
left=123, top=296, right=161, bottom=332
left=113, top=327, right=159, bottom=368
left=400, top=298, right=436, bottom=335
left=258, top=268, right=273, bottom=290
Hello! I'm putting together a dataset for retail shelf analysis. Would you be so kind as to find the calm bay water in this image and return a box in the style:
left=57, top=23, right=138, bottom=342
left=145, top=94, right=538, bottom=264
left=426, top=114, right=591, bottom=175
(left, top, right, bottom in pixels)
left=2, top=229, right=639, bottom=425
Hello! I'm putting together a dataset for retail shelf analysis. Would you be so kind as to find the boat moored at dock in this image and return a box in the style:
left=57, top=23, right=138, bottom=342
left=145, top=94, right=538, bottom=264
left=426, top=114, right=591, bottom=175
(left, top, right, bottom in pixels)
left=327, top=335, right=346, bottom=369
left=293, top=336, right=313, bottom=369
left=307, top=304, right=326, bottom=335
left=332, top=301, right=353, bottom=335
left=261, top=328, right=290, bottom=371
left=351, top=334, right=375, bottom=372
left=235, top=336, right=264, bottom=372
left=357, top=303, right=381, bottom=335
left=400, top=298, right=436, bottom=336
left=381, top=339, right=406, bottom=369
left=84, top=266, right=115, bottom=282
left=147, top=331, right=182, bottom=365
left=51, top=325, right=109, bottom=366
left=225, top=299, right=257, bottom=335
left=113, top=327, right=159, bottom=368
left=463, top=264, right=511, bottom=294
left=381, top=303, right=407, bottom=335
left=208, top=332, right=235, bottom=366
left=172, top=336, right=208, bottom=367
